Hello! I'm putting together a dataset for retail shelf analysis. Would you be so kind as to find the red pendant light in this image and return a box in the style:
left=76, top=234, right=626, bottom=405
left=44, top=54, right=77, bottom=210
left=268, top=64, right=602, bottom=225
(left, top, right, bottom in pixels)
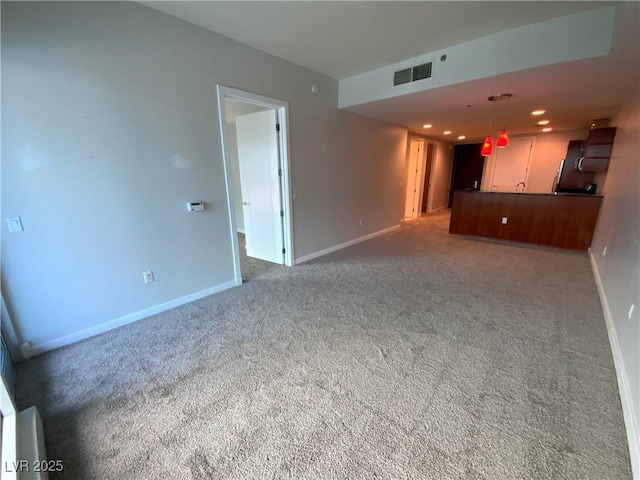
left=497, top=129, right=509, bottom=147
left=481, top=93, right=512, bottom=156
left=481, top=135, right=493, bottom=156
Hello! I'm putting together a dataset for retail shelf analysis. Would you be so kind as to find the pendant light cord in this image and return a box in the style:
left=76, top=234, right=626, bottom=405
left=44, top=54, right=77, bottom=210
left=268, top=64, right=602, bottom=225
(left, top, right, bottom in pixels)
left=489, top=99, right=495, bottom=137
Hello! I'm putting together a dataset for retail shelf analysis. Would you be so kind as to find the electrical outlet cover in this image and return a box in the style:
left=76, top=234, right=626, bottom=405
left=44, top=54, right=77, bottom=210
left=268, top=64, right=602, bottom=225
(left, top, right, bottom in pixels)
left=7, top=217, right=23, bottom=232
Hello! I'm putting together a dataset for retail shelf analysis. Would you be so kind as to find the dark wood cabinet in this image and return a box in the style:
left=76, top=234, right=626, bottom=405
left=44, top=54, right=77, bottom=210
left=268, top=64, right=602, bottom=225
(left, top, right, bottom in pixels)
left=578, top=127, right=617, bottom=172
left=449, top=191, right=602, bottom=252
left=585, top=127, right=616, bottom=144
left=580, top=156, right=611, bottom=173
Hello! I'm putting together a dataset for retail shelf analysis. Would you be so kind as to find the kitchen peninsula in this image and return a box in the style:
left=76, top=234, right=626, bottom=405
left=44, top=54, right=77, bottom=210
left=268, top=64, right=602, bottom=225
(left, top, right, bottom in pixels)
left=449, top=191, right=602, bottom=252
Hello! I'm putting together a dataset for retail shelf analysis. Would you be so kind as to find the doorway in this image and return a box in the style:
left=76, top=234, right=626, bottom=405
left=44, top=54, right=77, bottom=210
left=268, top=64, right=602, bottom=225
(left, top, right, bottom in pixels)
left=217, top=86, right=294, bottom=285
left=404, top=138, right=437, bottom=219
left=421, top=143, right=436, bottom=213
left=448, top=143, right=485, bottom=207
left=404, top=138, right=426, bottom=219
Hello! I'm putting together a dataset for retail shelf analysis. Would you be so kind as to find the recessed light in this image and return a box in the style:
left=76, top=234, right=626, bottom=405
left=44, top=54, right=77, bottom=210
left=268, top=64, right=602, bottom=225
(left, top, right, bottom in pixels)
left=443, top=130, right=452, bottom=135
left=542, top=127, right=553, bottom=132
left=537, top=120, right=550, bottom=125
left=423, top=124, right=432, bottom=129
left=532, top=110, right=546, bottom=116
left=457, top=135, right=466, bottom=140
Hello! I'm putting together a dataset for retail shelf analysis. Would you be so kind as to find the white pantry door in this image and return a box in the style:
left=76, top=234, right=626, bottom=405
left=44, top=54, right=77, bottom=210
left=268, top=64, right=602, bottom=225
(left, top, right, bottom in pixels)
left=491, top=137, right=534, bottom=192
left=404, top=139, right=424, bottom=219
left=236, top=109, right=284, bottom=264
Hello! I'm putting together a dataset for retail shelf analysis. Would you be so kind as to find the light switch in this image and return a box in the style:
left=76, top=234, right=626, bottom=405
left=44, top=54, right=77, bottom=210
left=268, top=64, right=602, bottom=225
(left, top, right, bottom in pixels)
left=7, top=217, right=23, bottom=232
left=501, top=217, right=508, bottom=225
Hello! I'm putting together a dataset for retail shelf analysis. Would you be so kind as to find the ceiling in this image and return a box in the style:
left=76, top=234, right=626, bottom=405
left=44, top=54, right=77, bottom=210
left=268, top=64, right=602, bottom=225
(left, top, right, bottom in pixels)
left=142, top=1, right=639, bottom=142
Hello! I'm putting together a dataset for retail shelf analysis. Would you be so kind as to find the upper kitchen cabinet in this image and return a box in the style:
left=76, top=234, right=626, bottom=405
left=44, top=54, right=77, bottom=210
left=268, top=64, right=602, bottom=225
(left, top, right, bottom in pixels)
left=577, top=127, right=617, bottom=172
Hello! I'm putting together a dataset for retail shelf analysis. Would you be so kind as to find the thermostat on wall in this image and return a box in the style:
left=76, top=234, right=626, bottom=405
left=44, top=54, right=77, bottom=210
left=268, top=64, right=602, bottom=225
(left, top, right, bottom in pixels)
left=187, top=201, right=205, bottom=212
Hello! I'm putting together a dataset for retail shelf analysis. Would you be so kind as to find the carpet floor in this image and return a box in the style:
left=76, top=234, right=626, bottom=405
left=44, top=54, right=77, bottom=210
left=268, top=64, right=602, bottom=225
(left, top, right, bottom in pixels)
left=16, top=212, right=632, bottom=479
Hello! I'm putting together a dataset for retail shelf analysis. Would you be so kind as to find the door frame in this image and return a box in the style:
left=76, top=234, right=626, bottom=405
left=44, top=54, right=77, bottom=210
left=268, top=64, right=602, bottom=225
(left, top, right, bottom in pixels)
left=217, top=86, right=294, bottom=285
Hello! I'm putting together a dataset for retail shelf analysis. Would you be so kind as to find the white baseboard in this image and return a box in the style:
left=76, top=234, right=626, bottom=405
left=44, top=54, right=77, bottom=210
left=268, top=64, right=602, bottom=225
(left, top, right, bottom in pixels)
left=17, top=406, right=48, bottom=480
left=295, top=225, right=400, bottom=264
left=22, top=281, right=237, bottom=358
left=590, top=252, right=639, bottom=479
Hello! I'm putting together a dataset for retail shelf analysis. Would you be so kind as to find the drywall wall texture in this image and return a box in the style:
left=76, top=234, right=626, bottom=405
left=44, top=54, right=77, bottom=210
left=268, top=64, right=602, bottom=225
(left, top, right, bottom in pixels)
left=1, top=2, right=407, bottom=350
left=591, top=93, right=640, bottom=474
left=290, top=102, right=407, bottom=257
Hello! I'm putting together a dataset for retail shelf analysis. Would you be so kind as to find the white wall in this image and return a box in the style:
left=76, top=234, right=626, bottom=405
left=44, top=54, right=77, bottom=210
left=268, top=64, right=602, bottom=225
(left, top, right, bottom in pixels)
left=1, top=2, right=407, bottom=353
left=291, top=110, right=407, bottom=258
left=590, top=93, right=640, bottom=477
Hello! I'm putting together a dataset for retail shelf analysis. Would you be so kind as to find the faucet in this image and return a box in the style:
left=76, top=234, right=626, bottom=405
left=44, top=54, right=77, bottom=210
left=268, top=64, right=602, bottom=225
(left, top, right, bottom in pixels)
left=515, top=182, right=526, bottom=193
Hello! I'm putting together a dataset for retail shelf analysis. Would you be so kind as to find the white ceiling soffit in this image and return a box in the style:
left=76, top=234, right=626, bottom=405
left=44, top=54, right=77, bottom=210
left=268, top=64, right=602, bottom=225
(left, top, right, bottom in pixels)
left=141, top=1, right=639, bottom=140
left=340, top=7, right=616, bottom=108
left=343, top=2, right=639, bottom=140
left=140, top=1, right=615, bottom=80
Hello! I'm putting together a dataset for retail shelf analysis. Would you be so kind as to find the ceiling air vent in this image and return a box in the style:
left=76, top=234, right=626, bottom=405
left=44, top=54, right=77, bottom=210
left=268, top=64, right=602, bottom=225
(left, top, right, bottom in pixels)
left=393, top=68, right=412, bottom=86
left=412, top=62, right=432, bottom=81
left=393, top=60, right=433, bottom=86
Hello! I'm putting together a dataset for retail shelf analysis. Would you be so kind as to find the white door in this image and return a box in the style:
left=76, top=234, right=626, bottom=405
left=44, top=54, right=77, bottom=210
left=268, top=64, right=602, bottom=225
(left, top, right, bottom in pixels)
left=404, top=139, right=424, bottom=218
left=491, top=137, right=534, bottom=192
left=236, top=109, right=284, bottom=264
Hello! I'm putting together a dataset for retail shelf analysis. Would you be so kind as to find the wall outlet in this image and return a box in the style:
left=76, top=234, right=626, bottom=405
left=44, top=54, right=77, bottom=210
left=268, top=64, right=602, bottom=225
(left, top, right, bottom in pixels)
left=602, top=246, right=607, bottom=256
left=629, top=304, right=635, bottom=319
left=143, top=271, right=154, bottom=284
left=501, top=217, right=508, bottom=225
left=7, top=217, right=23, bottom=233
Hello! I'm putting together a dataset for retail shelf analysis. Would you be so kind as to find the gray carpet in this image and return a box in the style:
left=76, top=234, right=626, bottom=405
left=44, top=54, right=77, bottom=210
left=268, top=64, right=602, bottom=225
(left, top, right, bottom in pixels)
left=237, top=232, right=275, bottom=282
left=16, top=212, right=632, bottom=479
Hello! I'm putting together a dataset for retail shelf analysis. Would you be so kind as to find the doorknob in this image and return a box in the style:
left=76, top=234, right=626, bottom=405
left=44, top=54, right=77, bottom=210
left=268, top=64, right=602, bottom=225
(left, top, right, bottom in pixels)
left=242, top=202, right=250, bottom=206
